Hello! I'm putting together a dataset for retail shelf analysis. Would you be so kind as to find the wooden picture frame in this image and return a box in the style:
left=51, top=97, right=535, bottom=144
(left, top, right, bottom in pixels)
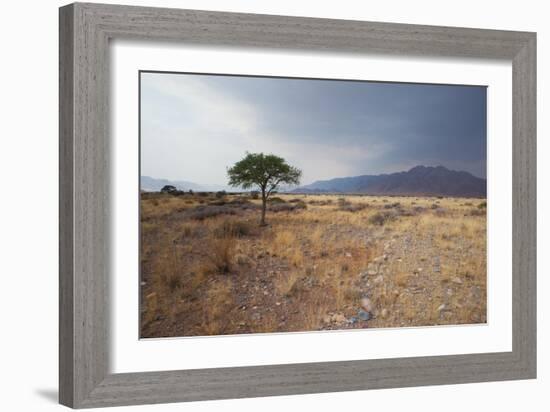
left=59, top=2, right=536, bottom=408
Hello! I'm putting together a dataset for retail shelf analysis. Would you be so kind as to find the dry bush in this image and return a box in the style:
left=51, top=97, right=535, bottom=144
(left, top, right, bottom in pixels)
left=337, top=197, right=351, bottom=207
left=208, top=199, right=227, bottom=206
left=201, top=279, right=235, bottom=335
left=395, top=272, right=409, bottom=287
left=274, top=230, right=296, bottom=251
left=300, top=295, right=330, bottom=331
left=368, top=211, right=396, bottom=226
left=188, top=205, right=238, bottom=220
left=206, top=237, right=235, bottom=274
left=308, top=199, right=333, bottom=206
left=289, top=249, right=304, bottom=267
left=213, top=219, right=256, bottom=238
left=339, top=203, right=367, bottom=212
left=383, top=202, right=401, bottom=209
left=276, top=271, right=301, bottom=297
left=268, top=196, right=286, bottom=204
left=468, top=208, right=486, bottom=216
left=269, top=202, right=306, bottom=212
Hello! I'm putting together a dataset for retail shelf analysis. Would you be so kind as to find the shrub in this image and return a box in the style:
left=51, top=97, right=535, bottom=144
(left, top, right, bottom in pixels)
left=384, top=202, right=400, bottom=209
left=160, top=185, right=177, bottom=194
left=215, top=190, right=227, bottom=198
left=213, top=220, right=255, bottom=238
left=468, top=208, right=486, bottom=216
left=207, top=237, right=235, bottom=274
left=188, top=205, right=237, bottom=220
left=339, top=203, right=367, bottom=212
left=478, top=201, right=487, bottom=209
left=268, top=196, right=286, bottom=204
left=308, top=199, right=333, bottom=206
left=270, top=202, right=306, bottom=213
left=337, top=197, right=351, bottom=207
left=368, top=211, right=396, bottom=226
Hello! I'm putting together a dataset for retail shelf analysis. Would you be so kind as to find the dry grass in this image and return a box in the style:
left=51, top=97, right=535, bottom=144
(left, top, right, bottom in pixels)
left=140, top=192, right=487, bottom=337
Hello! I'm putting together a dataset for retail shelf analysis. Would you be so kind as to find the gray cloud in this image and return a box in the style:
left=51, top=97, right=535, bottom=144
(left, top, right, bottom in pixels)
left=140, top=72, right=486, bottom=186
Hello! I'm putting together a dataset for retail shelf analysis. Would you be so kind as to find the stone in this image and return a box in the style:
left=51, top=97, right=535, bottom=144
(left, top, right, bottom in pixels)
left=323, top=315, right=332, bottom=324
left=452, top=277, right=463, bottom=285
left=437, top=304, right=447, bottom=312
left=345, top=252, right=352, bottom=258
left=348, top=316, right=358, bottom=324
left=380, top=308, right=388, bottom=318
left=361, top=297, right=373, bottom=312
left=358, top=309, right=371, bottom=321
left=470, top=286, right=481, bottom=299
left=373, top=275, right=384, bottom=284
left=333, top=314, right=347, bottom=323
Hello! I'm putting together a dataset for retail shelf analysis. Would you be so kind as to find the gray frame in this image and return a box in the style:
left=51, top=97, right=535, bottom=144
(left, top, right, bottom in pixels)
left=59, top=2, right=536, bottom=409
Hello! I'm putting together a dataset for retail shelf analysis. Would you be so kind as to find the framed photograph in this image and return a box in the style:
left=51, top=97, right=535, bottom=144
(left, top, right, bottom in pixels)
left=59, top=2, right=536, bottom=408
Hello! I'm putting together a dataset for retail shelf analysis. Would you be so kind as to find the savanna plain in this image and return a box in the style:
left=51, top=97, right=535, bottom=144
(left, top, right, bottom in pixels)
left=140, top=193, right=486, bottom=338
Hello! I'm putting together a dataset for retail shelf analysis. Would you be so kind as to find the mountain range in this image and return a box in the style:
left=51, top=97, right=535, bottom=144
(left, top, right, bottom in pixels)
left=142, top=165, right=486, bottom=197
left=140, top=176, right=231, bottom=192
left=293, top=166, right=486, bottom=197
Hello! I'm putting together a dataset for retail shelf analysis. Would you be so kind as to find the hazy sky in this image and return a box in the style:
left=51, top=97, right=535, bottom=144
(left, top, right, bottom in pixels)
left=140, top=72, right=486, bottom=186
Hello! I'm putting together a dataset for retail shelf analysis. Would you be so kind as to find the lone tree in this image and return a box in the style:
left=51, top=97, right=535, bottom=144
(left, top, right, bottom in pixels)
left=227, top=152, right=302, bottom=226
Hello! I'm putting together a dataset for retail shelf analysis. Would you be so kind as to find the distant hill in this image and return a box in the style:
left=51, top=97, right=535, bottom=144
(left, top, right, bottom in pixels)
left=293, top=166, right=486, bottom=197
left=140, top=176, right=231, bottom=192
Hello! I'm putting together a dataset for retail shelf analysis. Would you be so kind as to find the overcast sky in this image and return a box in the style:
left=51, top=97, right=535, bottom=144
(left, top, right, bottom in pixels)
left=140, top=72, right=486, bottom=186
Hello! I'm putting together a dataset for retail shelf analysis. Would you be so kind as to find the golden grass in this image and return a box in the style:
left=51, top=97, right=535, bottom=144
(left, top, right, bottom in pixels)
left=140, top=192, right=487, bottom=337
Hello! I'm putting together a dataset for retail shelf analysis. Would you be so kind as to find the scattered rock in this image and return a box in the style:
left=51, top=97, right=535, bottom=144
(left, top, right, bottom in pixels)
left=358, top=309, right=371, bottom=321
left=333, top=313, right=347, bottom=323
left=361, top=297, right=373, bottom=312
left=348, top=316, right=358, bottom=324
left=470, top=286, right=481, bottom=299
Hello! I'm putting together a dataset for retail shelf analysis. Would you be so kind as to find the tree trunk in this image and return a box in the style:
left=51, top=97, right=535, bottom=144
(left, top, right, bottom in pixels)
left=260, top=189, right=267, bottom=226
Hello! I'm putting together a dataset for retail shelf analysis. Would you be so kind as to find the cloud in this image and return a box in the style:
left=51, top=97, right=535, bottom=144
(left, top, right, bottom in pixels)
left=140, top=72, right=487, bottom=185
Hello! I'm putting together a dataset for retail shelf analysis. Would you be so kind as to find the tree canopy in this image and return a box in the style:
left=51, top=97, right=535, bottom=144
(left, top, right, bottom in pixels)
left=227, top=152, right=302, bottom=225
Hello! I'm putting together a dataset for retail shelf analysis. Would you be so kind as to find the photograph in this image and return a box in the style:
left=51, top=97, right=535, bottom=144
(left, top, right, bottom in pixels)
left=139, top=71, right=487, bottom=338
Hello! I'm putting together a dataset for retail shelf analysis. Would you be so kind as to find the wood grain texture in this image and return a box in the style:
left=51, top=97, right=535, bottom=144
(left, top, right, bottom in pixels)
left=59, top=2, right=536, bottom=408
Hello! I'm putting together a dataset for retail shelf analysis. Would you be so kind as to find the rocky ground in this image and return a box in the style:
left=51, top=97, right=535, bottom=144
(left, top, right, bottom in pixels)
left=140, top=193, right=487, bottom=338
